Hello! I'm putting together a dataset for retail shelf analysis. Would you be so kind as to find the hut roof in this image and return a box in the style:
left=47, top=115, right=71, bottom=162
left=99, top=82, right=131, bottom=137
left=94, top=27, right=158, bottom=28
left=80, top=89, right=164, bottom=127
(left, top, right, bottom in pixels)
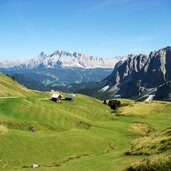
left=51, top=94, right=61, bottom=98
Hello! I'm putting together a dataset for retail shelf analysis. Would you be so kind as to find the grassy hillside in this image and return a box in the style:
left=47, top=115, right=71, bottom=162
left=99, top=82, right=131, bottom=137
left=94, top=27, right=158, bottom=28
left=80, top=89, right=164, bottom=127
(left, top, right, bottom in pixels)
left=125, top=127, right=171, bottom=171
left=0, top=73, right=171, bottom=170
left=0, top=73, right=31, bottom=96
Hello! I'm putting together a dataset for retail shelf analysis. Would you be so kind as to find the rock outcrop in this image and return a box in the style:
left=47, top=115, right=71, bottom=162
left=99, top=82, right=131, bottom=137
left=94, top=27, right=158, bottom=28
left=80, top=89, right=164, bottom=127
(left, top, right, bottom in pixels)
left=99, top=46, right=171, bottom=98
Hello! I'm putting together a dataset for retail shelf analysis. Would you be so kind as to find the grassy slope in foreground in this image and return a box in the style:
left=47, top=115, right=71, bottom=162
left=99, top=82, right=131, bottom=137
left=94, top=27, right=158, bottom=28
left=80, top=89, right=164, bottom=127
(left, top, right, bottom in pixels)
left=0, top=73, right=171, bottom=171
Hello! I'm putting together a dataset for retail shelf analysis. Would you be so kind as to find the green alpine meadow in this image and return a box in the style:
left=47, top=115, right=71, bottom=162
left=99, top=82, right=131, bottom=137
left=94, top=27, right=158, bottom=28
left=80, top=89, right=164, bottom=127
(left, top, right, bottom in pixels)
left=0, top=73, right=170, bottom=170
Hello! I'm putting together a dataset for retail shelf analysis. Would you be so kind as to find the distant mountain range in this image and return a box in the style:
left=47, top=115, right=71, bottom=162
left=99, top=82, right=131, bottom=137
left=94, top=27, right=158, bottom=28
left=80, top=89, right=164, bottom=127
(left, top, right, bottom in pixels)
left=86, top=46, right=171, bottom=101
left=0, top=50, right=125, bottom=89
left=1, top=47, right=171, bottom=101
left=0, top=50, right=124, bottom=69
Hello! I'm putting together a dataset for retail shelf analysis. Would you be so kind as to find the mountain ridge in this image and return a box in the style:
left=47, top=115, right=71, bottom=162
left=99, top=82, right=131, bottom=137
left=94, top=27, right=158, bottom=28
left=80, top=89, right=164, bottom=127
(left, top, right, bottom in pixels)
left=0, top=50, right=125, bottom=69
left=97, top=46, right=171, bottom=99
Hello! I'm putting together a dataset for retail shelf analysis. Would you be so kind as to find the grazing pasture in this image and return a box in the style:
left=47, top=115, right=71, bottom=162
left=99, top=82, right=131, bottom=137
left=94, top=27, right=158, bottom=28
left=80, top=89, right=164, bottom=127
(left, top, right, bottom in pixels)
left=0, top=73, right=170, bottom=170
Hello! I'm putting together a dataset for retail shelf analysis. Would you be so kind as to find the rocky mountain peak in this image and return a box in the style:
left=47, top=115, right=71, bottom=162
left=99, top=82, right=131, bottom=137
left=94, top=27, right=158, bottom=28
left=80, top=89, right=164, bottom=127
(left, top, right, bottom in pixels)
left=0, top=49, right=124, bottom=69
left=38, top=52, right=47, bottom=59
left=99, top=46, right=171, bottom=98
left=39, top=51, right=46, bottom=56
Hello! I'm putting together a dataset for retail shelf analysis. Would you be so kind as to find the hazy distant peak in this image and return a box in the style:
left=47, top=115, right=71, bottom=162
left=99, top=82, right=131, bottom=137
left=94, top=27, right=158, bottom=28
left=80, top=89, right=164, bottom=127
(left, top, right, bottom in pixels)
left=0, top=49, right=125, bottom=69
left=38, top=52, right=47, bottom=58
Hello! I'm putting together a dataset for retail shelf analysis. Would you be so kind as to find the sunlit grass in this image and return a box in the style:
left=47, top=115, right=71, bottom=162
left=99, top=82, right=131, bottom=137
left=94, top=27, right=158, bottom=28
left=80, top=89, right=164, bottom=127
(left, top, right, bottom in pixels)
left=0, top=74, right=171, bottom=170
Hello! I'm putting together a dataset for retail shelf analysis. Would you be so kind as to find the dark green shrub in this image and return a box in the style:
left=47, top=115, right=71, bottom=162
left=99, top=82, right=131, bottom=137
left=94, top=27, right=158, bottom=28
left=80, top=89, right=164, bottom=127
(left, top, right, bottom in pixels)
left=108, top=100, right=121, bottom=110
left=103, top=100, right=107, bottom=105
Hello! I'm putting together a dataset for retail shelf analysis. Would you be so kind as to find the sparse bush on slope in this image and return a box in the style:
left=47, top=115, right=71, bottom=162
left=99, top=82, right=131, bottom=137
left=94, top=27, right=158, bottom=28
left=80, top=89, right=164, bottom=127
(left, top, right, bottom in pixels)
left=126, top=156, right=171, bottom=171
left=125, top=128, right=171, bottom=171
left=125, top=128, right=171, bottom=155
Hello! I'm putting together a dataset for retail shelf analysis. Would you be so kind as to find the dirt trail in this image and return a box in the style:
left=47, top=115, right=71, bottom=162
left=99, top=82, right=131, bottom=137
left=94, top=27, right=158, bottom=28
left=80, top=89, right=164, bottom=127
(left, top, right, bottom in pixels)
left=22, top=143, right=115, bottom=169
left=0, top=96, right=20, bottom=99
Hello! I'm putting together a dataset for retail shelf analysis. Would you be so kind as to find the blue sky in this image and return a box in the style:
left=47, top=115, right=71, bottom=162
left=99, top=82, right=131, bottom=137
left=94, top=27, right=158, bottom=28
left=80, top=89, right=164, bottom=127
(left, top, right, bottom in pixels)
left=0, top=0, right=171, bottom=60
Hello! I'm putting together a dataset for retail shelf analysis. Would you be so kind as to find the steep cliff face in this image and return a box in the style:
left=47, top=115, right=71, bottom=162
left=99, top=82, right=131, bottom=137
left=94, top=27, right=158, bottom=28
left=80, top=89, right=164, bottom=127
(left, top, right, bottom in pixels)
left=100, top=54, right=148, bottom=96
left=109, top=54, right=147, bottom=85
left=142, top=47, right=171, bottom=86
left=99, top=46, right=171, bottom=98
left=155, top=81, right=171, bottom=101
